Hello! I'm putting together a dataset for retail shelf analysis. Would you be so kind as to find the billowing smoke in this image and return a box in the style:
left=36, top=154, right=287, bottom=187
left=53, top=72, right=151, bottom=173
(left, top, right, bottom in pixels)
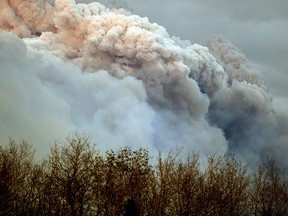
left=0, top=0, right=287, bottom=167
left=207, top=36, right=288, bottom=168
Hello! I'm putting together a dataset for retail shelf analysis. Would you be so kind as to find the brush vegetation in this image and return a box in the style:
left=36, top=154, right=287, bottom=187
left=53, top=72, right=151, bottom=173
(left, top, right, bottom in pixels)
left=1, top=133, right=288, bottom=216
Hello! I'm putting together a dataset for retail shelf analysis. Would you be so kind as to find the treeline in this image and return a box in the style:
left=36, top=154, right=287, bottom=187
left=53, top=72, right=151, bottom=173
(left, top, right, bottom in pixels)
left=1, top=133, right=288, bottom=216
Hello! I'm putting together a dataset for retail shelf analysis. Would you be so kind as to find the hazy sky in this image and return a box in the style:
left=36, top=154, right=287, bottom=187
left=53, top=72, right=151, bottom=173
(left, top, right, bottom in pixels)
left=78, top=0, right=288, bottom=113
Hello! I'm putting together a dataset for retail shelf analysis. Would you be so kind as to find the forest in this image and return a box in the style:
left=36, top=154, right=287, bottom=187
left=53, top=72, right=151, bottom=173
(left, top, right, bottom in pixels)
left=1, top=133, right=288, bottom=216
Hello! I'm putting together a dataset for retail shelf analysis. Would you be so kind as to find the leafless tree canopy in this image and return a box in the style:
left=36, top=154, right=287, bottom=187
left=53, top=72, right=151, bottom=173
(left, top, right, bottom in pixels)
left=1, top=133, right=288, bottom=215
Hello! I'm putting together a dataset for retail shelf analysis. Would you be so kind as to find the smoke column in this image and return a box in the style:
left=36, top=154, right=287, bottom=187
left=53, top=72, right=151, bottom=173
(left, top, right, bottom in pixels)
left=0, top=0, right=287, bottom=167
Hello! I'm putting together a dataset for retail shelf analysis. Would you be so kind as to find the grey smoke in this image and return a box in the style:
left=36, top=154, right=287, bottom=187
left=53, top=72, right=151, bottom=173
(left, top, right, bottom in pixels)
left=0, top=0, right=287, bottom=168
left=124, top=0, right=288, bottom=115
left=207, top=36, right=288, bottom=168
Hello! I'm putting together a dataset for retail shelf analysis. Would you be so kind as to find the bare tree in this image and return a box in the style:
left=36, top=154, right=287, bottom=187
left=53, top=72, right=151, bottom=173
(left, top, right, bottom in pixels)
left=1, top=134, right=288, bottom=216
left=0, top=139, right=37, bottom=215
left=95, top=147, right=153, bottom=215
left=202, top=155, right=250, bottom=216
left=47, top=133, right=96, bottom=216
left=250, top=159, right=288, bottom=216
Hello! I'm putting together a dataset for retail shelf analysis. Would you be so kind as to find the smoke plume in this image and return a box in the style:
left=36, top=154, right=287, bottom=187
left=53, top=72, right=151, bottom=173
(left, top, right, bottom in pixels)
left=0, top=0, right=287, bottom=167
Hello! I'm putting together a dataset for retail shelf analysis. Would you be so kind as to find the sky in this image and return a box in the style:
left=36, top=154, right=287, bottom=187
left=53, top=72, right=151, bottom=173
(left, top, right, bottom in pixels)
left=0, top=0, right=288, bottom=168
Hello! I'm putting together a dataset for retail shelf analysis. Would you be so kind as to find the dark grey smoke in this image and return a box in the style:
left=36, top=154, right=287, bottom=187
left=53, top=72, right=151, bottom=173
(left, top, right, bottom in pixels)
left=207, top=36, right=288, bottom=168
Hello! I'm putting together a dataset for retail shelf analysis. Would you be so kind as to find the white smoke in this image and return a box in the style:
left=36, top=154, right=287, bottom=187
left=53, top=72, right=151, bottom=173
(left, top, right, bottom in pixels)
left=0, top=0, right=287, bottom=167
